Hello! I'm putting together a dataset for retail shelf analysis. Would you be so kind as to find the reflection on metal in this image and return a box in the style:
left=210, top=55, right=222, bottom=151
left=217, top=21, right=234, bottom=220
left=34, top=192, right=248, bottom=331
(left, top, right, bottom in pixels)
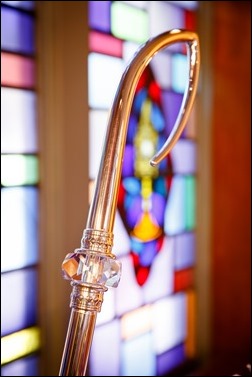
left=59, top=29, right=200, bottom=376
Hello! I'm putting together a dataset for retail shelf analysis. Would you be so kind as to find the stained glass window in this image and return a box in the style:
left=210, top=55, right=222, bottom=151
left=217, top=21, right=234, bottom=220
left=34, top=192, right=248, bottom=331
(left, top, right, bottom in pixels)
left=87, top=1, right=198, bottom=375
left=1, top=2, right=40, bottom=375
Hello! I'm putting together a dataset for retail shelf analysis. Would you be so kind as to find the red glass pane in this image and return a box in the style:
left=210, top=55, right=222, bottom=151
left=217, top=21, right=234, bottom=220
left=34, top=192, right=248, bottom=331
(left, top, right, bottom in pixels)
left=1, top=52, right=35, bottom=88
left=174, top=268, right=194, bottom=292
left=89, top=31, right=123, bottom=57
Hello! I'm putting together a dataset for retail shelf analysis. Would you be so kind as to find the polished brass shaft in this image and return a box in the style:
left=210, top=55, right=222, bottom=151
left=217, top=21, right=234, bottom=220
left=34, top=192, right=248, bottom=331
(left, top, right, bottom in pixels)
left=59, top=29, right=200, bottom=376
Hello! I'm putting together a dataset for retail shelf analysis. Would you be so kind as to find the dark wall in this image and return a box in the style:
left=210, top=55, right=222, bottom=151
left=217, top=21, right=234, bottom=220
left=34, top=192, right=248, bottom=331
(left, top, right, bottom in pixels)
left=211, top=0, right=251, bottom=369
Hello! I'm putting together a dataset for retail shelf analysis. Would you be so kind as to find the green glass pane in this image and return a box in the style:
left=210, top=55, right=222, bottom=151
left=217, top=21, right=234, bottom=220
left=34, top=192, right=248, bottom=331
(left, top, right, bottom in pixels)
left=1, top=154, right=39, bottom=186
left=111, top=2, right=148, bottom=43
left=185, top=175, right=196, bottom=230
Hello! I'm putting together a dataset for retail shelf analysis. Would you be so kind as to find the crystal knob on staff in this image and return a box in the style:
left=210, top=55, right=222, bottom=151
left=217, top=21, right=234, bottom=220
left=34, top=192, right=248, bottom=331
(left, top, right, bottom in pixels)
left=59, top=29, right=200, bottom=376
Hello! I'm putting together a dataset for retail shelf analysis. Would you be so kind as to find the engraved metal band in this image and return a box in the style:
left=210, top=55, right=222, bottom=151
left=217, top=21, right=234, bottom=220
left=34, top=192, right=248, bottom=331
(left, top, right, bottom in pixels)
left=70, top=283, right=106, bottom=312
left=81, top=228, right=114, bottom=255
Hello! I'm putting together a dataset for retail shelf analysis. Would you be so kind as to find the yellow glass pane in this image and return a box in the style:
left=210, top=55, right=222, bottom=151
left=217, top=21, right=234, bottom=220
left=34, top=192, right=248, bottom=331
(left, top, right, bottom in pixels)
left=1, top=326, right=40, bottom=365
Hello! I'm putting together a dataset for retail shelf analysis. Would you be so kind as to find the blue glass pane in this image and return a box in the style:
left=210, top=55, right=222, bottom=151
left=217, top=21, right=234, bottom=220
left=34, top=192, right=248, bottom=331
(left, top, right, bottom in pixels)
left=88, top=1, right=111, bottom=33
left=121, top=333, right=156, bottom=376
left=157, top=343, right=186, bottom=375
left=171, top=54, right=188, bottom=93
left=164, top=176, right=186, bottom=235
left=169, top=1, right=198, bottom=10
left=1, top=355, right=39, bottom=376
left=1, top=187, right=38, bottom=272
left=1, top=6, right=35, bottom=54
left=1, top=88, right=37, bottom=154
left=1, top=268, right=38, bottom=336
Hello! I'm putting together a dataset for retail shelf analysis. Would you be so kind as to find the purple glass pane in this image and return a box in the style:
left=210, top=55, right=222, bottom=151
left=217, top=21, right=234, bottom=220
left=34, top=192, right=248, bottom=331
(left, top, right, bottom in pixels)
left=88, top=1, right=111, bottom=33
left=1, top=268, right=38, bottom=336
left=125, top=194, right=141, bottom=228
left=175, top=232, right=196, bottom=270
left=157, top=343, right=186, bottom=376
left=1, top=355, right=39, bottom=376
left=161, top=90, right=183, bottom=136
left=171, top=140, right=197, bottom=174
left=139, top=240, right=157, bottom=266
left=122, top=145, right=134, bottom=177
left=1, top=7, right=35, bottom=54
left=127, top=114, right=138, bottom=143
left=151, top=192, right=166, bottom=226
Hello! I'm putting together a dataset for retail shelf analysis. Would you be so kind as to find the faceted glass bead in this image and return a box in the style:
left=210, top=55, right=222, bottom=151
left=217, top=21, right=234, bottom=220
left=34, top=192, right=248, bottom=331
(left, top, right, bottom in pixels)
left=62, top=250, right=122, bottom=288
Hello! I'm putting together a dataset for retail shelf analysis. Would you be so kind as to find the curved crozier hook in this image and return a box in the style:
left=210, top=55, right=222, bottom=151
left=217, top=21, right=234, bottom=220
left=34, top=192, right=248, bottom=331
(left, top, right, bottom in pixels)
left=87, top=29, right=200, bottom=232
left=150, top=32, right=200, bottom=166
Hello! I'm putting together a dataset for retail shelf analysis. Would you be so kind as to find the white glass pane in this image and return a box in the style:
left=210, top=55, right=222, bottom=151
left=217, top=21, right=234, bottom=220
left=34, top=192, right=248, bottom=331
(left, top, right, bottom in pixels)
left=1, top=154, right=39, bottom=186
left=1, top=1, right=35, bottom=10
left=149, top=2, right=184, bottom=38
left=89, top=320, right=120, bottom=376
left=123, top=41, right=141, bottom=66
left=150, top=51, right=172, bottom=89
left=122, top=1, right=148, bottom=9
left=1, top=268, right=37, bottom=336
left=115, top=255, right=143, bottom=316
left=89, top=109, right=109, bottom=179
left=152, top=293, right=187, bottom=354
left=96, top=287, right=115, bottom=326
left=88, top=53, right=124, bottom=109
left=121, top=333, right=156, bottom=376
left=113, top=211, right=131, bottom=257
left=143, top=236, right=174, bottom=303
left=1, top=187, right=38, bottom=272
left=1, top=88, right=37, bottom=153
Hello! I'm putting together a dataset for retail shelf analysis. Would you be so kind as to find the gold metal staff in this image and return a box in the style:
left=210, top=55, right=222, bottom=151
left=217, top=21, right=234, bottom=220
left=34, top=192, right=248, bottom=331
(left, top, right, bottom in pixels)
left=59, top=29, right=200, bottom=376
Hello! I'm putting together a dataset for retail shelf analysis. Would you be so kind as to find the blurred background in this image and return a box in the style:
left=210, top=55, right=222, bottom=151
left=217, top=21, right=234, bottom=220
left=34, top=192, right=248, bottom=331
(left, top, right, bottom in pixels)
left=1, top=1, right=251, bottom=376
